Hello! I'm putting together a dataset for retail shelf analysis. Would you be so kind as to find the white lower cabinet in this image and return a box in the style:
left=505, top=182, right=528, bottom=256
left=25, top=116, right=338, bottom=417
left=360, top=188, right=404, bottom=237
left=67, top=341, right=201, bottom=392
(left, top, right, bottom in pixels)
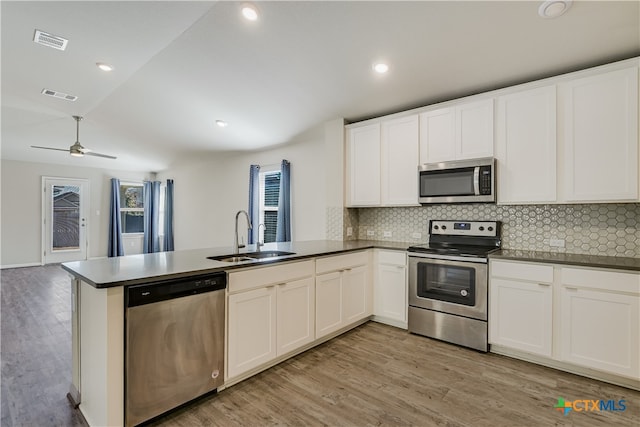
left=373, top=250, right=407, bottom=328
left=316, top=251, right=372, bottom=339
left=559, top=268, right=640, bottom=379
left=227, top=261, right=315, bottom=379
left=489, top=278, right=552, bottom=357
left=228, top=286, right=277, bottom=378
left=489, top=259, right=640, bottom=383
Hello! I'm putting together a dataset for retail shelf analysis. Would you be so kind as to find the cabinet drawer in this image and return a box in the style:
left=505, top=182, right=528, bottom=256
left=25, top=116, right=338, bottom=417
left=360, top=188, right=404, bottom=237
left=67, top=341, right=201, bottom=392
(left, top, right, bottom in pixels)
left=229, top=260, right=314, bottom=294
left=316, top=251, right=369, bottom=274
left=562, top=267, right=640, bottom=294
left=377, top=250, right=406, bottom=266
left=490, top=260, right=553, bottom=283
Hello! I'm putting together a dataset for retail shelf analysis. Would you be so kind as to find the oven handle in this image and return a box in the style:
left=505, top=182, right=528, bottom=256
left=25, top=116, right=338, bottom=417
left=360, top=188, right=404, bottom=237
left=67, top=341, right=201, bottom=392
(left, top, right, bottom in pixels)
left=473, top=166, right=480, bottom=195
left=407, top=252, right=488, bottom=264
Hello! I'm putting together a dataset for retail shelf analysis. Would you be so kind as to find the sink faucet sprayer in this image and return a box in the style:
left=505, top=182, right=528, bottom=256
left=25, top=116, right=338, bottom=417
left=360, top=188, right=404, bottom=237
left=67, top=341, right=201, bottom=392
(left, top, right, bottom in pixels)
left=234, top=210, right=252, bottom=254
left=257, top=223, right=265, bottom=250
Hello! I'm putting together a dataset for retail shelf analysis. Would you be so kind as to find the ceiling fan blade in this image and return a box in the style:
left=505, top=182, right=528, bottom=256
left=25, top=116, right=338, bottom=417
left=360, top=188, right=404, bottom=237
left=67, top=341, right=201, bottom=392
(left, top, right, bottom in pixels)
left=31, top=145, right=70, bottom=152
left=85, top=151, right=117, bottom=159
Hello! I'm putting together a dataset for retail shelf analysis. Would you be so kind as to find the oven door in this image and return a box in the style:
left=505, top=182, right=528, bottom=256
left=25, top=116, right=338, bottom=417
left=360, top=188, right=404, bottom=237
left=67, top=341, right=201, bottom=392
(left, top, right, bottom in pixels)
left=408, top=255, right=487, bottom=320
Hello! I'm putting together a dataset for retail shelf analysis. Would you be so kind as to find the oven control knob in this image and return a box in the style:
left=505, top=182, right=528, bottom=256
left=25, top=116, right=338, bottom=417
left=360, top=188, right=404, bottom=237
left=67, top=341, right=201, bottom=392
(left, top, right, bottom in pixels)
left=461, top=290, right=468, bottom=297
left=479, top=226, right=485, bottom=231
left=488, top=226, right=494, bottom=232
left=434, top=225, right=439, bottom=230
left=441, top=225, right=447, bottom=230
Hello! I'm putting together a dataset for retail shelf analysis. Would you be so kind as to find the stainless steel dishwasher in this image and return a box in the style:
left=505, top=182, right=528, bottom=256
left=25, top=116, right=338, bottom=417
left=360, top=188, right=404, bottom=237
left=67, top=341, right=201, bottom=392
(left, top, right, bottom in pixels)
left=125, top=272, right=226, bottom=427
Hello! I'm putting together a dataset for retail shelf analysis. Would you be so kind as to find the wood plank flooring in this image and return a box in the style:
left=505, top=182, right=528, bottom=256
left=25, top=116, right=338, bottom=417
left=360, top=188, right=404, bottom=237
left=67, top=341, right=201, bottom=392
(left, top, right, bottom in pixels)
left=2, top=265, right=639, bottom=427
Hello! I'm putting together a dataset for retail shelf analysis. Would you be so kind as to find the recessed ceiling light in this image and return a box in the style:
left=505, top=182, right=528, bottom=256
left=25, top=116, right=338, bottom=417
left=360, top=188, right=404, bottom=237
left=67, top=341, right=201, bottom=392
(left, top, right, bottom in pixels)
left=216, top=120, right=228, bottom=128
left=241, top=3, right=259, bottom=21
left=538, top=0, right=572, bottom=18
left=373, top=63, right=390, bottom=74
left=96, top=62, right=113, bottom=72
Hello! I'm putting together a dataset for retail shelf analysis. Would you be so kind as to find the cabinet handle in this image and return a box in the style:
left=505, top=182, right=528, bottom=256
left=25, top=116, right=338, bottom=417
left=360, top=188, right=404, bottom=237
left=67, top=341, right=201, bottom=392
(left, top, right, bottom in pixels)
left=396, top=265, right=405, bottom=269
left=565, top=286, right=578, bottom=291
left=538, top=283, right=551, bottom=287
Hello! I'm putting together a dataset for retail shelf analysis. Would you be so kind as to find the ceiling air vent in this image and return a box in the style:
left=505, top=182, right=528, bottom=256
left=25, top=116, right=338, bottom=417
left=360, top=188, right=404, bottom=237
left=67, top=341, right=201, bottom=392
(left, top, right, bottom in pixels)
left=33, top=29, right=68, bottom=51
left=41, top=88, right=77, bottom=102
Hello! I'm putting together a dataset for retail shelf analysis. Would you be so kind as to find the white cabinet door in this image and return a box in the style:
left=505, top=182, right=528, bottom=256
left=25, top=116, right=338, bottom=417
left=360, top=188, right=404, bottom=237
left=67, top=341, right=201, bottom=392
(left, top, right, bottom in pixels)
left=496, top=86, right=557, bottom=204
left=456, top=99, right=494, bottom=160
left=342, top=265, right=370, bottom=324
left=560, top=286, right=639, bottom=379
left=347, top=123, right=381, bottom=206
left=228, top=286, right=277, bottom=378
left=277, top=277, right=315, bottom=356
left=315, top=271, right=343, bottom=338
left=381, top=115, right=419, bottom=206
left=419, top=107, right=455, bottom=163
left=489, top=278, right=552, bottom=357
left=560, top=66, right=639, bottom=202
left=374, top=263, right=407, bottom=325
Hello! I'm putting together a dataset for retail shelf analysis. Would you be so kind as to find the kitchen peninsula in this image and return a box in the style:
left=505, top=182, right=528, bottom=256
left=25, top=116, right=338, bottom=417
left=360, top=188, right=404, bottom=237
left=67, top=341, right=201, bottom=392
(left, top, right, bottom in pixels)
left=62, top=240, right=409, bottom=427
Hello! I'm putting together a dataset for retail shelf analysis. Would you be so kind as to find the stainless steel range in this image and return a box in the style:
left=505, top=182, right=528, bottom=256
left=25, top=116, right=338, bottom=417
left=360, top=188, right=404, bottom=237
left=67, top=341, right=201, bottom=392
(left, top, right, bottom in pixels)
left=407, top=220, right=501, bottom=352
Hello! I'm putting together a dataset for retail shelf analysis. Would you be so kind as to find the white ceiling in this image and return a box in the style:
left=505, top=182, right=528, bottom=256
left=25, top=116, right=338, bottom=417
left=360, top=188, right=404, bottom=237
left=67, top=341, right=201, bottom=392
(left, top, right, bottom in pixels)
left=2, top=1, right=639, bottom=172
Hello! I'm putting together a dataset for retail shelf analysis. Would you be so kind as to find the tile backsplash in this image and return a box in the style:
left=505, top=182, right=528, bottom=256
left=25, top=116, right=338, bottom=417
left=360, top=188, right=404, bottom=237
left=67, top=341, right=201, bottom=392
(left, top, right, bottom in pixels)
left=347, top=203, right=639, bottom=257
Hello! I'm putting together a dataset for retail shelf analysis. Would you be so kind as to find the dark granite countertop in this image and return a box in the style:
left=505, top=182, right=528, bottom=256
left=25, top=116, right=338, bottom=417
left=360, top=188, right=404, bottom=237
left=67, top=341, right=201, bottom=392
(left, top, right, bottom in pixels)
left=62, top=240, right=411, bottom=288
left=490, top=249, right=640, bottom=272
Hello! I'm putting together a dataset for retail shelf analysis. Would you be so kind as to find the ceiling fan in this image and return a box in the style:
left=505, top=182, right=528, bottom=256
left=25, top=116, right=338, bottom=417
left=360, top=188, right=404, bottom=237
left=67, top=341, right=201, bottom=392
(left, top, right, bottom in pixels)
left=31, top=116, right=117, bottom=159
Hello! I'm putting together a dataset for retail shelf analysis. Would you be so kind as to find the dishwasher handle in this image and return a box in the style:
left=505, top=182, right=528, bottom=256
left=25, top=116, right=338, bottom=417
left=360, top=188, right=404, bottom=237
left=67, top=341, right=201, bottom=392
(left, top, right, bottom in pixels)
left=126, top=272, right=226, bottom=308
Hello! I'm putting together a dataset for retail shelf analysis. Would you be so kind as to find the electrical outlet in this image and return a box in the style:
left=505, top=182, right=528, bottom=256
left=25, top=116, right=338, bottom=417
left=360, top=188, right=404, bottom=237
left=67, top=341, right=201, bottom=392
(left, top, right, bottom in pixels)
left=549, top=238, right=565, bottom=248
left=411, top=232, right=422, bottom=239
left=367, top=230, right=375, bottom=237
left=383, top=231, right=392, bottom=238
left=346, top=227, right=353, bottom=237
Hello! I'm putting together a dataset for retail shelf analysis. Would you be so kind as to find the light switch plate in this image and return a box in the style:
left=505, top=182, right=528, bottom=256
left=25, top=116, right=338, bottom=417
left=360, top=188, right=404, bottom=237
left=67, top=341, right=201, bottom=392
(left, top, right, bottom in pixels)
left=367, top=230, right=375, bottom=237
left=383, top=231, right=392, bottom=237
left=411, top=232, right=422, bottom=239
left=346, top=227, right=353, bottom=237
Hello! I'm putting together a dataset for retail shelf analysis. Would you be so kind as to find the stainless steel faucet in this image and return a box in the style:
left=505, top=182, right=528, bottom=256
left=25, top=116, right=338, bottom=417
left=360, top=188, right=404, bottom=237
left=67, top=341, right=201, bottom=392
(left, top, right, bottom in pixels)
left=234, top=210, right=252, bottom=254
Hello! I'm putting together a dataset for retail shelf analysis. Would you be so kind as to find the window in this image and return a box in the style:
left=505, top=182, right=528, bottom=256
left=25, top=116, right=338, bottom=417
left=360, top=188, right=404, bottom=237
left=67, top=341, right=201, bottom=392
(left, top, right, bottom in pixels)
left=119, top=183, right=144, bottom=234
left=259, top=169, right=281, bottom=243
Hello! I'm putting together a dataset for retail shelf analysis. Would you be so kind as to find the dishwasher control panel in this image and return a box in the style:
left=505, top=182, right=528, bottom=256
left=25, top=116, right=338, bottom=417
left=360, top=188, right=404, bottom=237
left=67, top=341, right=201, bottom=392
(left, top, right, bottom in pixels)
left=126, top=272, right=227, bottom=307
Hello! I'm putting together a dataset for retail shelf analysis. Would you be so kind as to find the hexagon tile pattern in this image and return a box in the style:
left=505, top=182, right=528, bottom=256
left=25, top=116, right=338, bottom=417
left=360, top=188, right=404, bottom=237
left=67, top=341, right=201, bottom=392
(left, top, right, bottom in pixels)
left=350, top=203, right=639, bottom=258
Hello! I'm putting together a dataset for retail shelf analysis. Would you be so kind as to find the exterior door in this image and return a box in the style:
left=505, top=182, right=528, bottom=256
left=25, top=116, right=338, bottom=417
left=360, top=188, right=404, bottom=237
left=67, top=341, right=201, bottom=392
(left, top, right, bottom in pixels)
left=42, top=177, right=88, bottom=264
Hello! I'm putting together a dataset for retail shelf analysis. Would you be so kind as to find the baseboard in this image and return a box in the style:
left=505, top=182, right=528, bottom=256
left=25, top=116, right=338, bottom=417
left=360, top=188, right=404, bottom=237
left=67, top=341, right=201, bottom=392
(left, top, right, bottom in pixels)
left=371, top=315, right=408, bottom=330
left=491, top=345, right=640, bottom=391
left=0, top=262, right=42, bottom=270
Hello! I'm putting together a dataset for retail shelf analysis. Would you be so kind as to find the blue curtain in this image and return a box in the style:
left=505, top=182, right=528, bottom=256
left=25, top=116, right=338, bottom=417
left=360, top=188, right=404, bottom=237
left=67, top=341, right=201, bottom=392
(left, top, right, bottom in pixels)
left=163, top=179, right=175, bottom=251
left=276, top=159, right=291, bottom=242
left=248, top=165, right=260, bottom=244
left=108, top=178, right=124, bottom=257
left=143, top=181, right=161, bottom=253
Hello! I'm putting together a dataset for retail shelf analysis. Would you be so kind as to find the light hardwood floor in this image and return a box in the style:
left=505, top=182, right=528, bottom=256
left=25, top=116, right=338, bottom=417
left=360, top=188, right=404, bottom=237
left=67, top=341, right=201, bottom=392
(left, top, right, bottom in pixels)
left=2, top=265, right=639, bottom=426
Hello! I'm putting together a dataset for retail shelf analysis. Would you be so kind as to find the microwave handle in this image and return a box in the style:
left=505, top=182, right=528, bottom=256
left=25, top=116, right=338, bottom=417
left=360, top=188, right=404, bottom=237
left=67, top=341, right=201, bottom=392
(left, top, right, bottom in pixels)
left=473, top=166, right=480, bottom=195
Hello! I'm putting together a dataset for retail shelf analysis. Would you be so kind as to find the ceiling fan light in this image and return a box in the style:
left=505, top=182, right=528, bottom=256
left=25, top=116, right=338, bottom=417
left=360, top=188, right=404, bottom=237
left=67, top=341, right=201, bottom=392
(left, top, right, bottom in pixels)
left=70, top=151, right=84, bottom=157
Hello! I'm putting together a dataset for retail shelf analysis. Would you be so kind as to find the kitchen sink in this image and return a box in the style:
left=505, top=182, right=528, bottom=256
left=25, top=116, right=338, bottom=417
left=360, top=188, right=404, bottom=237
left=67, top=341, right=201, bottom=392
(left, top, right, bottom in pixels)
left=245, top=250, right=295, bottom=259
left=207, top=250, right=295, bottom=263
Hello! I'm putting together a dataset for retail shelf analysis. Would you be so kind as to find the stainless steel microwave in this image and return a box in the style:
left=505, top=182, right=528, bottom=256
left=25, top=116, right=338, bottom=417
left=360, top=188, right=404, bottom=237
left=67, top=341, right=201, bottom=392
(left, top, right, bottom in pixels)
left=419, top=157, right=495, bottom=204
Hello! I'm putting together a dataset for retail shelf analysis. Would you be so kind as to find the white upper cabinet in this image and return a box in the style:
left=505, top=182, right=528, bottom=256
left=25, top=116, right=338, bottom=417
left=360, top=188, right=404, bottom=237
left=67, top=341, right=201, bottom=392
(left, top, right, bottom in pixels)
left=347, top=123, right=381, bottom=206
left=381, top=115, right=419, bottom=206
left=456, top=99, right=495, bottom=160
left=419, top=107, right=455, bottom=163
left=496, top=85, right=557, bottom=204
left=419, top=99, right=494, bottom=164
left=347, top=116, right=419, bottom=207
left=559, top=66, right=639, bottom=202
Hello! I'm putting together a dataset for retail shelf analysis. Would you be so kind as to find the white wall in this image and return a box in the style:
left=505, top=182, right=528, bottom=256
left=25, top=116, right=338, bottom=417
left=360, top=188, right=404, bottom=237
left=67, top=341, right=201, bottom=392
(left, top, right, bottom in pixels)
left=0, top=159, right=150, bottom=267
left=158, top=127, right=327, bottom=251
